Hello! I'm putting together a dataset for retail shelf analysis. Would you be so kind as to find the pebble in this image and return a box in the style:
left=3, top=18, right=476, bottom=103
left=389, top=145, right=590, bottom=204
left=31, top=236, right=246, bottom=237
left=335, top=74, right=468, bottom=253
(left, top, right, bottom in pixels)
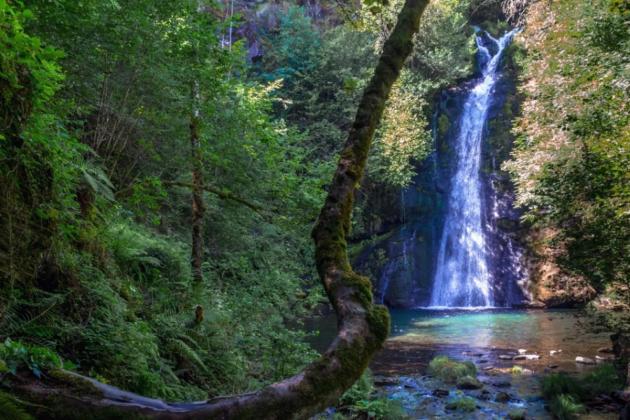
left=576, top=356, right=596, bottom=365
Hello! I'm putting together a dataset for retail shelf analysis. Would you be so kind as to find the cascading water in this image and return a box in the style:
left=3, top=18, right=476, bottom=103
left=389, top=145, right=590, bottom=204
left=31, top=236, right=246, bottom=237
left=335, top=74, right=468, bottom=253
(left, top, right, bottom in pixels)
left=429, top=29, right=518, bottom=308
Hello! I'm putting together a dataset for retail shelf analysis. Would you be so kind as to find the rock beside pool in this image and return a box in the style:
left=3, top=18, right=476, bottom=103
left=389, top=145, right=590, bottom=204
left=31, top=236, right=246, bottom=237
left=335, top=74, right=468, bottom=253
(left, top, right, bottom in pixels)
left=491, top=380, right=511, bottom=388
left=476, top=389, right=491, bottom=401
left=513, top=354, right=540, bottom=361
left=432, top=388, right=449, bottom=398
left=456, top=375, right=483, bottom=390
left=495, top=391, right=511, bottom=403
left=373, top=376, right=398, bottom=386
left=508, top=409, right=526, bottom=420
left=576, top=356, right=596, bottom=364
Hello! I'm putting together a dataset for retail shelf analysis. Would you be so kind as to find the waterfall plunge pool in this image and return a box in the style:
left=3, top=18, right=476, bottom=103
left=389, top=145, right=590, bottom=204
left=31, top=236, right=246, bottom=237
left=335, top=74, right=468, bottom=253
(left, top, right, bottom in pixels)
left=308, top=309, right=616, bottom=419
left=309, top=308, right=611, bottom=374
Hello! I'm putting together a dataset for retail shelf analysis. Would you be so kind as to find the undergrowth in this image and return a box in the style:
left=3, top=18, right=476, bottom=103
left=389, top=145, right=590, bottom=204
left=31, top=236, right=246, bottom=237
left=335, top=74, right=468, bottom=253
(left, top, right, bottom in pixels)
left=542, top=364, right=622, bottom=419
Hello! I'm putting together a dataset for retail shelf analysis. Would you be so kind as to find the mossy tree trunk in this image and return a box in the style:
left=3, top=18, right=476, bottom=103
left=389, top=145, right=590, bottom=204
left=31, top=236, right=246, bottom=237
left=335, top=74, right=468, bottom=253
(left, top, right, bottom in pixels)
left=8, top=0, right=430, bottom=417
left=190, top=81, right=205, bottom=285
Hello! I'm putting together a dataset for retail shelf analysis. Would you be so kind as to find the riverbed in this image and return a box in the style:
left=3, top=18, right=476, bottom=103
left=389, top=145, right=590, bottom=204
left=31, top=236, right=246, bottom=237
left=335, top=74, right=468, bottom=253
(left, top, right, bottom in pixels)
left=309, top=308, right=617, bottom=419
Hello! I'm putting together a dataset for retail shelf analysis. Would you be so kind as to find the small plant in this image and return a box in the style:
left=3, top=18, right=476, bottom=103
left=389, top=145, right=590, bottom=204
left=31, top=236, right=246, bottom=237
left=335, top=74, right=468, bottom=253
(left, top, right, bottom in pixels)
left=339, top=370, right=375, bottom=406
left=549, top=394, right=585, bottom=420
left=0, top=339, right=63, bottom=378
left=428, top=355, right=477, bottom=383
left=351, top=398, right=407, bottom=419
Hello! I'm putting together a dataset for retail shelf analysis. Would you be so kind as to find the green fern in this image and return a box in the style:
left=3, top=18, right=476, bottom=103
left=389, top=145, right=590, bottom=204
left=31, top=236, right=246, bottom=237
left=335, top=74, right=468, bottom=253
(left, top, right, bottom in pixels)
left=169, top=338, right=208, bottom=374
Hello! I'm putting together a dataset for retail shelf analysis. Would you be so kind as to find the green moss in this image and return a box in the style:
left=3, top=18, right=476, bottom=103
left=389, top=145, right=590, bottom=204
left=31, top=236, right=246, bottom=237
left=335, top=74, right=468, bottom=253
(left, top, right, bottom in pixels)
left=47, top=370, right=103, bottom=398
left=367, top=304, right=391, bottom=344
left=428, top=356, right=477, bottom=384
left=508, top=409, right=526, bottom=420
left=445, top=396, right=477, bottom=412
left=437, top=114, right=449, bottom=138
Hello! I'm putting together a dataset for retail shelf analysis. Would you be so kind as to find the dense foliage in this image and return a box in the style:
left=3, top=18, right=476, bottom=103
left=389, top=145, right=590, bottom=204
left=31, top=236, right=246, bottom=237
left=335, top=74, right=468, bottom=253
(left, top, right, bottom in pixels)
left=0, top=0, right=488, bottom=403
left=505, top=0, right=629, bottom=299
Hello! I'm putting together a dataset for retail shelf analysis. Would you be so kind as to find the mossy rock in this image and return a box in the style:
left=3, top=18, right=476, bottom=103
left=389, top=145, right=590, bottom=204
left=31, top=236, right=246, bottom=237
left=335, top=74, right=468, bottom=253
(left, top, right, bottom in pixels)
left=428, top=356, right=477, bottom=384
left=456, top=375, right=483, bottom=390
left=445, top=396, right=477, bottom=412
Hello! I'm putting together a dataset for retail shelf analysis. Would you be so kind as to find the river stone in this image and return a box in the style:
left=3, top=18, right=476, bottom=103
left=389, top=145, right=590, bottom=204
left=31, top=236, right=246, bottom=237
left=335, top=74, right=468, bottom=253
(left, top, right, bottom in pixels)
left=476, top=389, right=491, bottom=401
left=491, top=381, right=511, bottom=388
left=495, top=391, right=511, bottom=403
left=550, top=349, right=562, bottom=355
left=373, top=376, right=398, bottom=386
left=499, top=355, right=513, bottom=360
left=432, top=388, right=449, bottom=398
left=576, top=356, right=596, bottom=365
left=456, top=375, right=483, bottom=390
left=518, top=349, right=527, bottom=355
left=508, top=409, right=526, bottom=420
left=513, top=354, right=540, bottom=361
left=596, top=354, right=614, bottom=362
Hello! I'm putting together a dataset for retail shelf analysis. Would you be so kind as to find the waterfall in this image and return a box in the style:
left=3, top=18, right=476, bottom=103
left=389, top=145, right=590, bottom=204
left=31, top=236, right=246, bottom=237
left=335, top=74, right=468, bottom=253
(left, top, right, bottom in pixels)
left=429, top=29, right=517, bottom=308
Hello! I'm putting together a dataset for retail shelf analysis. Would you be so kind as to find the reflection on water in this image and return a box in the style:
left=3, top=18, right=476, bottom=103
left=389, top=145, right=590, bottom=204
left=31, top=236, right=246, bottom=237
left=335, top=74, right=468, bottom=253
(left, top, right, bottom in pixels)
left=308, top=308, right=612, bottom=373
left=388, top=308, right=611, bottom=372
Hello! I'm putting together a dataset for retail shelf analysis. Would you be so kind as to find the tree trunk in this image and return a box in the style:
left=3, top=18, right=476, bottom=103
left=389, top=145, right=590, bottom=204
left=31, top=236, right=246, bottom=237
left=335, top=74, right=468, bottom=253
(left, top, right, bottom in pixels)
left=190, top=81, right=205, bottom=285
left=7, top=0, right=430, bottom=417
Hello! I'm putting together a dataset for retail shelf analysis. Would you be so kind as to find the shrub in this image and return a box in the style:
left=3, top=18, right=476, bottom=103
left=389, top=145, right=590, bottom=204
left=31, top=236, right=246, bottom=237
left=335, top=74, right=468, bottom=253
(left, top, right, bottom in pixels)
left=0, top=338, right=62, bottom=378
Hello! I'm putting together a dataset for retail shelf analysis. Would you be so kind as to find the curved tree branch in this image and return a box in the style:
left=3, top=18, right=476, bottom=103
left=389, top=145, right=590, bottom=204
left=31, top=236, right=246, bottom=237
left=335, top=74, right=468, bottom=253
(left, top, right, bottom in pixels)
left=7, top=0, right=430, bottom=418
